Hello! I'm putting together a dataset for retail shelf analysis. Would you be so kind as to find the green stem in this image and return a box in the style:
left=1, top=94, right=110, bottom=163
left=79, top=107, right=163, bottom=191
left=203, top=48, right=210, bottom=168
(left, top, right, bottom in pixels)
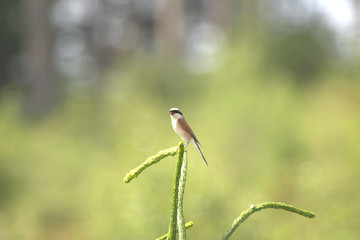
left=123, top=146, right=178, bottom=183
left=156, top=221, right=194, bottom=240
left=177, top=151, right=188, bottom=240
left=167, top=142, right=185, bottom=240
left=219, top=202, right=315, bottom=240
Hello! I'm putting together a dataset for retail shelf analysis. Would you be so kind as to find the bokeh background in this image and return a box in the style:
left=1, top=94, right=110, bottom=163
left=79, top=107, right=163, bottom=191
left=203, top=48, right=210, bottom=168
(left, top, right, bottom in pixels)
left=1, top=1, right=360, bottom=239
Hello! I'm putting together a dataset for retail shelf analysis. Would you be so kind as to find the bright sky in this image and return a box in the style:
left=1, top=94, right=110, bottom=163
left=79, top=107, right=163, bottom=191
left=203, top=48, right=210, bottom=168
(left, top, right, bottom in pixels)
left=314, top=0, right=355, bottom=30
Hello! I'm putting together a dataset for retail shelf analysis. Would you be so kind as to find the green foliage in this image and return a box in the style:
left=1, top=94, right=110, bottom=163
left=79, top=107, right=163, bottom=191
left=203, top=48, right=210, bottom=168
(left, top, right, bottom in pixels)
left=263, top=20, right=336, bottom=83
left=0, top=37, right=360, bottom=239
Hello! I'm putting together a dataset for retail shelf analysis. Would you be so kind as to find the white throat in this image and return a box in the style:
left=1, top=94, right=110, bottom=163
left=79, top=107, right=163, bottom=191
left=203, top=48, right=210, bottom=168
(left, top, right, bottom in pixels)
left=170, top=113, right=184, bottom=133
left=170, top=113, right=183, bottom=120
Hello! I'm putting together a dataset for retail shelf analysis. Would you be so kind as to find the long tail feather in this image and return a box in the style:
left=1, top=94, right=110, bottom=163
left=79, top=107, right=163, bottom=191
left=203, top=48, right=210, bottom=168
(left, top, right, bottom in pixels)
left=192, top=139, right=208, bottom=165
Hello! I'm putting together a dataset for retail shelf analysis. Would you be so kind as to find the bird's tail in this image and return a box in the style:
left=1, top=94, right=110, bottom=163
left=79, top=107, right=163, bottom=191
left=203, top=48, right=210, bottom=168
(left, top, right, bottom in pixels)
left=191, top=139, right=208, bottom=165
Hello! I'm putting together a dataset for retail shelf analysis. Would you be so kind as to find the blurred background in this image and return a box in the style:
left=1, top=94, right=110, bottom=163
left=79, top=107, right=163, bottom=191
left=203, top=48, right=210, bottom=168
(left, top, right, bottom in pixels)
left=1, top=0, right=360, bottom=239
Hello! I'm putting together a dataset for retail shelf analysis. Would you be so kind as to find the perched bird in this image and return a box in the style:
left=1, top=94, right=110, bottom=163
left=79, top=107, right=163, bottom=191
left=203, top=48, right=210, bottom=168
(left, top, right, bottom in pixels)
left=169, top=108, right=208, bottom=165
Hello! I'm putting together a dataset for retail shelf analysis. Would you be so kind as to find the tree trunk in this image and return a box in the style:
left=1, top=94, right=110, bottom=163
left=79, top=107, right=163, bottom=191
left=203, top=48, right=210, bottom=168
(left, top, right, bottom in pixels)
left=23, top=0, right=54, bottom=117
left=203, top=0, right=235, bottom=36
left=155, top=0, right=184, bottom=57
left=353, top=0, right=360, bottom=46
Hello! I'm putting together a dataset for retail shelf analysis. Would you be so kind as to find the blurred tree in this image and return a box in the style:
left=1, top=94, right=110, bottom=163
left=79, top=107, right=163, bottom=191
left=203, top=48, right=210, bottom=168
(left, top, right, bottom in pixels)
left=238, top=0, right=260, bottom=35
left=260, top=0, right=337, bottom=85
left=23, top=0, right=55, bottom=117
left=203, top=0, right=235, bottom=35
left=0, top=165, right=20, bottom=210
left=264, top=21, right=336, bottom=83
left=352, top=0, right=360, bottom=44
left=0, top=1, right=21, bottom=89
left=155, top=0, right=184, bottom=56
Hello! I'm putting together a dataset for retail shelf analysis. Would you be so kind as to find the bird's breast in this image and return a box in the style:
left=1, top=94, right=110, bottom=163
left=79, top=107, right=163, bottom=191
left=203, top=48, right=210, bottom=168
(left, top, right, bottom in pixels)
left=172, top=119, right=191, bottom=141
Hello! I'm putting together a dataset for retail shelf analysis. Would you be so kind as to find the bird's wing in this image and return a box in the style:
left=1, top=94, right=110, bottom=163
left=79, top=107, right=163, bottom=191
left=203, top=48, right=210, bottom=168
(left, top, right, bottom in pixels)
left=178, top=118, right=201, bottom=145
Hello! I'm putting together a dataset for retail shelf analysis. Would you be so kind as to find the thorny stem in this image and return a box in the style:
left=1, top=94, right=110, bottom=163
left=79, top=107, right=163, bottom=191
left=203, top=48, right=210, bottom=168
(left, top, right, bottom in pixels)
left=167, top=142, right=185, bottom=240
left=123, top=146, right=178, bottom=183
left=123, top=145, right=315, bottom=240
left=177, top=151, right=188, bottom=240
left=156, top=221, right=194, bottom=240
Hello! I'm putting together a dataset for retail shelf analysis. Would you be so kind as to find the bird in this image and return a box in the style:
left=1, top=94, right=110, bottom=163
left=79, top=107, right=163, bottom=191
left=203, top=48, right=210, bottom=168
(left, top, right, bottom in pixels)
left=169, top=108, right=208, bottom=165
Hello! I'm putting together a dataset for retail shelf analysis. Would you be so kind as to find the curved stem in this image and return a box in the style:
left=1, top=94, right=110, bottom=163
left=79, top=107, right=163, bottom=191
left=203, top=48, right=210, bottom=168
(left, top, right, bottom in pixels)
left=123, top=146, right=178, bottom=183
left=219, top=202, right=315, bottom=240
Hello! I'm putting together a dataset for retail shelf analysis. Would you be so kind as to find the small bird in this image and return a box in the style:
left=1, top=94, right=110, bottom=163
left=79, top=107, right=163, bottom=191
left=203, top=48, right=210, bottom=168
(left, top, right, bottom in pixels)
left=169, top=108, right=208, bottom=165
